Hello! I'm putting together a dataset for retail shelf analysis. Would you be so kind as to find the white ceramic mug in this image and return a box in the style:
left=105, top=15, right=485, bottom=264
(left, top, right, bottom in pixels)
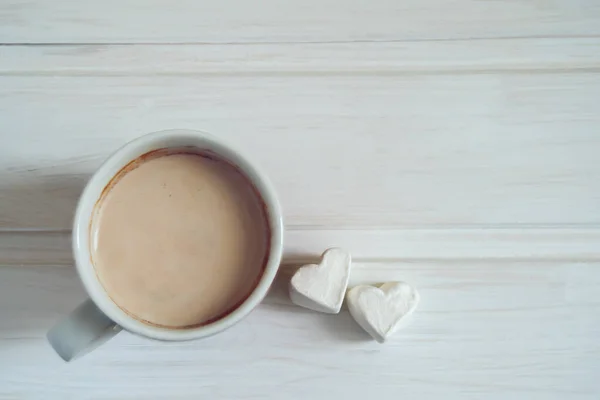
left=47, top=129, right=284, bottom=361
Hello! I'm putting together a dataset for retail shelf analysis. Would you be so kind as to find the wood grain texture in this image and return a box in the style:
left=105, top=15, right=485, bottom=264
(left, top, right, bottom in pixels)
left=2, top=39, right=600, bottom=75
left=1, top=40, right=599, bottom=230
left=1, top=36, right=599, bottom=232
left=1, top=0, right=600, bottom=43
left=2, top=229, right=600, bottom=268
left=1, top=261, right=599, bottom=398
left=1, top=70, right=599, bottom=229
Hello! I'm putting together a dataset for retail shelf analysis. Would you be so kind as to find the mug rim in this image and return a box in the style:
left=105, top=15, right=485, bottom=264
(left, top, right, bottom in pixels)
left=72, top=129, right=283, bottom=341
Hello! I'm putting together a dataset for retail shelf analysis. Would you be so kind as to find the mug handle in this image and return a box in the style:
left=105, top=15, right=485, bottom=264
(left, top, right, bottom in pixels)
left=47, top=299, right=122, bottom=361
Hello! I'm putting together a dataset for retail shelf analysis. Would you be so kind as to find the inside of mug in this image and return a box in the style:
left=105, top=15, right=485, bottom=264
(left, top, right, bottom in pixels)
left=73, top=130, right=283, bottom=340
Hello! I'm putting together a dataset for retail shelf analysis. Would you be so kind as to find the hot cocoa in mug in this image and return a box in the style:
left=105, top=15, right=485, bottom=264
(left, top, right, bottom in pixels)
left=48, top=130, right=283, bottom=361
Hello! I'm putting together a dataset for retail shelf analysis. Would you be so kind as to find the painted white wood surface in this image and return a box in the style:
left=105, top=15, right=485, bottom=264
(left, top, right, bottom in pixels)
left=1, top=49, right=599, bottom=230
left=1, top=0, right=600, bottom=397
left=1, top=261, right=599, bottom=399
left=2, top=0, right=600, bottom=43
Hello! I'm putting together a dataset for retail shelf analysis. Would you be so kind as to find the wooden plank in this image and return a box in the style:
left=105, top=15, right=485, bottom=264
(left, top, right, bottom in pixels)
left=0, top=70, right=599, bottom=229
left=2, top=39, right=600, bottom=75
left=1, top=261, right=598, bottom=397
left=1, top=0, right=600, bottom=44
left=2, top=229, right=600, bottom=268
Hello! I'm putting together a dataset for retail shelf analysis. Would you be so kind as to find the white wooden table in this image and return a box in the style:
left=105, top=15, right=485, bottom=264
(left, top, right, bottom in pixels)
left=1, top=1, right=600, bottom=398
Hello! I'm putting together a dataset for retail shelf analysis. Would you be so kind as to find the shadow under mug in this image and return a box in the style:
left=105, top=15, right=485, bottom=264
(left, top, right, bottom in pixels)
left=47, top=129, right=284, bottom=361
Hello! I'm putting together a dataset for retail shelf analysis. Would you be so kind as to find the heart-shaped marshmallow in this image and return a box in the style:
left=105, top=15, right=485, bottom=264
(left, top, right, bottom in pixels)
left=346, top=282, right=419, bottom=343
left=289, top=248, right=352, bottom=314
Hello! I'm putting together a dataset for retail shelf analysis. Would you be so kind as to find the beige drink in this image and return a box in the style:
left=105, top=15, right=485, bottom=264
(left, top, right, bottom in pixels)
left=90, top=149, right=270, bottom=328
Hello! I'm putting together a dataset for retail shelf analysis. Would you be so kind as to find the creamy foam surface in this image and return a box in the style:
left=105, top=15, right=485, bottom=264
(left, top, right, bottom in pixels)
left=91, top=151, right=270, bottom=328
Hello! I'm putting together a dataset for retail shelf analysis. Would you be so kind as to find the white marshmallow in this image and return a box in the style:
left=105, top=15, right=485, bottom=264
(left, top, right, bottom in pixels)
left=289, top=248, right=352, bottom=314
left=346, top=282, right=419, bottom=343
